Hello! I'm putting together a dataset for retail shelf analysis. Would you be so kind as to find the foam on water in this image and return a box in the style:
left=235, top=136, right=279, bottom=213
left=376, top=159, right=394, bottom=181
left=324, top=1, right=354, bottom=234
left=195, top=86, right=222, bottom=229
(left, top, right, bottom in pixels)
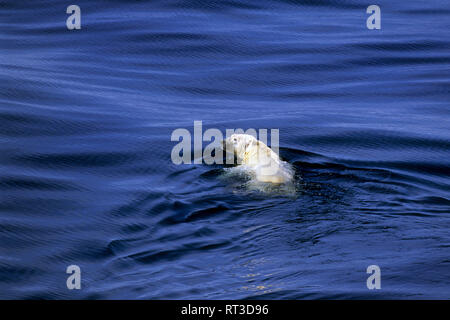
left=220, top=163, right=298, bottom=197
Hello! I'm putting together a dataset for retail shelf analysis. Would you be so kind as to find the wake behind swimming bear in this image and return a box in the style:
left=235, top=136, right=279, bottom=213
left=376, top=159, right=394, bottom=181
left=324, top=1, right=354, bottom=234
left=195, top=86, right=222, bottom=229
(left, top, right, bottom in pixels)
left=222, top=134, right=293, bottom=184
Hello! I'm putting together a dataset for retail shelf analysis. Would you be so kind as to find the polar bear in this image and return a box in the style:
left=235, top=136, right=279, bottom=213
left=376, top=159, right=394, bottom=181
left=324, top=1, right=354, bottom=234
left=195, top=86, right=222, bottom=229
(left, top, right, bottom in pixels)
left=222, top=134, right=293, bottom=184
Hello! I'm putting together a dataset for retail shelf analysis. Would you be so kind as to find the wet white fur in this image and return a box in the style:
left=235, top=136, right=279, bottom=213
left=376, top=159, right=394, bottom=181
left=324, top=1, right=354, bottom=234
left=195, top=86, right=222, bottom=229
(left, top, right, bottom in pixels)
left=223, top=134, right=293, bottom=184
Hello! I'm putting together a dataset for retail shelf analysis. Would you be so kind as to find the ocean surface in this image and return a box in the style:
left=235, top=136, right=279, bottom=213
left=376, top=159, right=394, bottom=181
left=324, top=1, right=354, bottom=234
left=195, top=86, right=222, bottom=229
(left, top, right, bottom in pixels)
left=0, top=0, right=449, bottom=299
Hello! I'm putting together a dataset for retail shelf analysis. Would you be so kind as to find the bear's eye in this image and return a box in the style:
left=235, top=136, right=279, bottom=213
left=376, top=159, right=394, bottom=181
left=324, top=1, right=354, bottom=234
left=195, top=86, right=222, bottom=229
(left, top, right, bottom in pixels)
left=233, top=138, right=237, bottom=142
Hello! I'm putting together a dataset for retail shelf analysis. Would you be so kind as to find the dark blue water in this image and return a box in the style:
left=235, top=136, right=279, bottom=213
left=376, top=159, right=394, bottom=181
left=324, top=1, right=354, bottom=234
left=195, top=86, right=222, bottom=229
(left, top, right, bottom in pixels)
left=1, top=0, right=449, bottom=299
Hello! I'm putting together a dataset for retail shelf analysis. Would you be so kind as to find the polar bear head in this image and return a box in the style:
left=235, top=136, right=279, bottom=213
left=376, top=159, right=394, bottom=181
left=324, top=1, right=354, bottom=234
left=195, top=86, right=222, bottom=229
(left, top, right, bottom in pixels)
left=222, top=133, right=292, bottom=183
left=223, top=134, right=258, bottom=162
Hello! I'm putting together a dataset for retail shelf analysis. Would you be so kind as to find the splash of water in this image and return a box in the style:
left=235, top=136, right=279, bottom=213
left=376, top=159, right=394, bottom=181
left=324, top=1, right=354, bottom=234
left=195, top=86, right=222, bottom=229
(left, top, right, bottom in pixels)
left=220, top=164, right=299, bottom=197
